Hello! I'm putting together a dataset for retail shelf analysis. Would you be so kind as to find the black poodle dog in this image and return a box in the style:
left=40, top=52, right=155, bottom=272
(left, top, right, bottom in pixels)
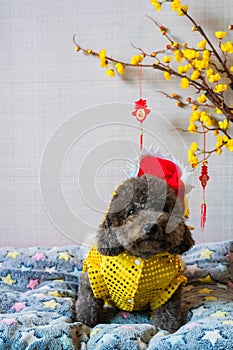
left=76, top=174, right=194, bottom=333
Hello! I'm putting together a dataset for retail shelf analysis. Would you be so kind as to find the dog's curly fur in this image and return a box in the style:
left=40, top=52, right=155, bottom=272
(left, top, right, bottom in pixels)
left=76, top=174, right=194, bottom=333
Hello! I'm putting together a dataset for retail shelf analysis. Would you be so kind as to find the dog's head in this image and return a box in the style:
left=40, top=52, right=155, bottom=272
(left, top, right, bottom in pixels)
left=97, top=174, right=194, bottom=259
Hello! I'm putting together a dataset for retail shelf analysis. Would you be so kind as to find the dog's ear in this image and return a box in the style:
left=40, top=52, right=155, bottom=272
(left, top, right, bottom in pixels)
left=177, top=224, right=195, bottom=254
left=97, top=216, right=124, bottom=256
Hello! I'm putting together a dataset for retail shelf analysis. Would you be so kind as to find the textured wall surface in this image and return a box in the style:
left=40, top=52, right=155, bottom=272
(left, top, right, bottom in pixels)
left=1, top=0, right=232, bottom=247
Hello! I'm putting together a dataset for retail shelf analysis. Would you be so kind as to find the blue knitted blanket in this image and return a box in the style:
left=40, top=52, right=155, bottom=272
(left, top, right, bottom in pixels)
left=0, top=240, right=232, bottom=349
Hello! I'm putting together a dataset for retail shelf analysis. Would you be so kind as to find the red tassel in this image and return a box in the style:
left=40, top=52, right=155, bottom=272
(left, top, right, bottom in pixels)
left=139, top=126, right=143, bottom=151
left=200, top=200, right=207, bottom=230
left=199, top=163, right=210, bottom=230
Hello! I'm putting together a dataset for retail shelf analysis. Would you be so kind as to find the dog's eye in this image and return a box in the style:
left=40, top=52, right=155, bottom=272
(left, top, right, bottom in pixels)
left=127, top=208, right=136, bottom=217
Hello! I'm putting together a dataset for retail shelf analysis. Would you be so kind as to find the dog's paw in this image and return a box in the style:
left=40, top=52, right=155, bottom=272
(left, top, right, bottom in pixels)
left=76, top=296, right=104, bottom=328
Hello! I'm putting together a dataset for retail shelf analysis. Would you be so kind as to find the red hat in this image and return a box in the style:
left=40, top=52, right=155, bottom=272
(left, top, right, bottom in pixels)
left=137, top=155, right=185, bottom=207
left=126, top=147, right=192, bottom=213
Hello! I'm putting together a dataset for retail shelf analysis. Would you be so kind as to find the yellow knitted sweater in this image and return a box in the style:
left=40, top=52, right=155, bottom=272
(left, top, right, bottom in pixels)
left=82, top=246, right=187, bottom=312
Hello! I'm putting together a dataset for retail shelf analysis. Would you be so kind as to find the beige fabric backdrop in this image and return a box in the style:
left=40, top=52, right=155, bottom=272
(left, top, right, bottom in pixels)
left=0, top=0, right=232, bottom=247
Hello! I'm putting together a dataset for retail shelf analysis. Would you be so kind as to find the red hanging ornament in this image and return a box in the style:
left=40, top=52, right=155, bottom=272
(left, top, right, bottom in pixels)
left=199, top=162, right=210, bottom=230
left=199, top=122, right=210, bottom=230
left=132, top=98, right=150, bottom=123
left=131, top=64, right=150, bottom=151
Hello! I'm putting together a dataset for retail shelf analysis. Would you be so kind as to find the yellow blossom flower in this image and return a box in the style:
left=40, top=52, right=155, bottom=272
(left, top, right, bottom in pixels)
left=190, top=110, right=201, bottom=122
left=177, top=5, right=188, bottom=16
left=150, top=0, right=162, bottom=12
left=100, top=59, right=108, bottom=68
left=216, top=135, right=225, bottom=148
left=218, top=119, right=230, bottom=130
left=206, top=68, right=214, bottom=78
left=182, top=48, right=199, bottom=60
left=197, top=39, right=207, bottom=49
left=206, top=118, right=215, bottom=127
left=188, top=122, right=197, bottom=133
left=106, top=69, right=115, bottom=77
left=215, top=31, right=227, bottom=40
left=200, top=111, right=215, bottom=126
left=197, top=94, right=207, bottom=104
left=216, top=135, right=229, bottom=149
left=226, top=139, right=233, bottom=151
left=162, top=55, right=172, bottom=63
left=214, top=84, right=228, bottom=93
left=214, top=73, right=221, bottom=81
left=208, top=75, right=215, bottom=83
left=202, top=50, right=211, bottom=61
left=191, top=69, right=200, bottom=80
left=171, top=0, right=188, bottom=16
left=171, top=0, right=181, bottom=11
left=164, top=71, right=171, bottom=80
left=215, top=107, right=222, bottom=114
left=194, top=59, right=209, bottom=70
left=230, top=66, right=233, bottom=72
left=115, top=63, right=125, bottom=75
left=130, top=54, right=144, bottom=65
left=216, top=148, right=222, bottom=155
left=187, top=149, right=199, bottom=167
left=190, top=142, right=199, bottom=151
left=209, top=73, right=221, bottom=83
left=181, top=77, right=189, bottom=89
left=177, top=64, right=191, bottom=74
left=174, top=50, right=183, bottom=63
left=221, top=41, right=233, bottom=54
left=98, top=48, right=107, bottom=59
left=98, top=48, right=108, bottom=68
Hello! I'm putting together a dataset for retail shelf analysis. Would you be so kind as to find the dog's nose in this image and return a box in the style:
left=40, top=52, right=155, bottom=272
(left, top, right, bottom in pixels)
left=143, top=223, right=158, bottom=237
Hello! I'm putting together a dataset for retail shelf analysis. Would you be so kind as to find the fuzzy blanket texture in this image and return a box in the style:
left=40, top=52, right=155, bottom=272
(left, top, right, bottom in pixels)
left=0, top=240, right=232, bottom=349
